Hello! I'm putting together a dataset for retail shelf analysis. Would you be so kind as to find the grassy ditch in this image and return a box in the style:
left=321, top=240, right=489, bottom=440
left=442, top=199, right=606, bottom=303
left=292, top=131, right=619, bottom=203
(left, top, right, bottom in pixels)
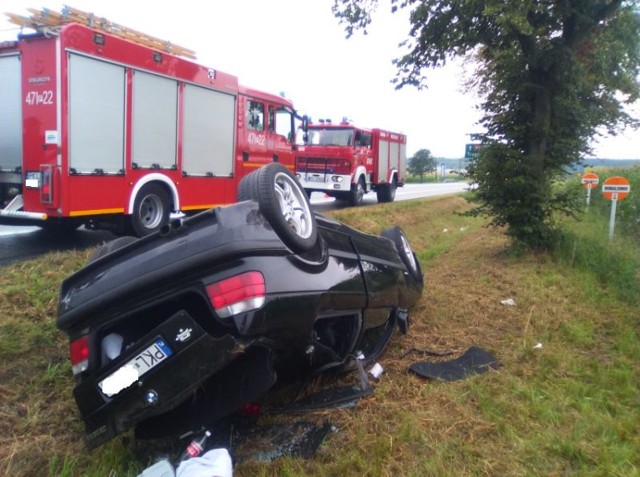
left=1, top=194, right=638, bottom=476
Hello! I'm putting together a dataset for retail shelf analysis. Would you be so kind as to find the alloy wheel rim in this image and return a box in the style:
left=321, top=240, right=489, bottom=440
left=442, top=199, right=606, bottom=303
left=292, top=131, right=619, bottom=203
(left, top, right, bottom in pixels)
left=274, top=173, right=313, bottom=239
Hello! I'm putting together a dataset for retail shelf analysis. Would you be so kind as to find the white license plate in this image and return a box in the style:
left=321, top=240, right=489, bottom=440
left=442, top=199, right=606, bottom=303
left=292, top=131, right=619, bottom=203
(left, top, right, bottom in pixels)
left=25, top=171, right=40, bottom=188
left=99, top=338, right=173, bottom=397
left=306, top=174, right=325, bottom=183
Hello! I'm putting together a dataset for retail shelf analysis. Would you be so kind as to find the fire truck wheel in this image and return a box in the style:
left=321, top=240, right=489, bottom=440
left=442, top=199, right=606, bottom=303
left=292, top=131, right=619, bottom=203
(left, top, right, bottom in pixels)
left=238, top=163, right=318, bottom=253
left=381, top=226, right=423, bottom=282
left=130, top=184, right=171, bottom=237
left=88, top=236, right=138, bottom=263
left=348, top=177, right=366, bottom=206
left=376, top=180, right=397, bottom=203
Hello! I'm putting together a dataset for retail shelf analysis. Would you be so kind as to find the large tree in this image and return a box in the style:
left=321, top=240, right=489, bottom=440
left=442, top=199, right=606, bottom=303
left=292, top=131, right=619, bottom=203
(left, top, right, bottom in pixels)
left=408, top=148, right=436, bottom=181
left=333, top=0, right=640, bottom=248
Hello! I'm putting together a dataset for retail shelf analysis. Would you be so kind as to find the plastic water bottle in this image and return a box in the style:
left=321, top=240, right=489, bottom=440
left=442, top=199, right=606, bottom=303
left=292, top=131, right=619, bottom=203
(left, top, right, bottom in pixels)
left=176, top=430, right=211, bottom=464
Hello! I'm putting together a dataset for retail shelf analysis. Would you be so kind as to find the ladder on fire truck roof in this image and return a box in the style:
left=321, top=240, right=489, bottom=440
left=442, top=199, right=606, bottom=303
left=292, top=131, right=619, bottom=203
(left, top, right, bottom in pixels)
left=4, top=5, right=197, bottom=59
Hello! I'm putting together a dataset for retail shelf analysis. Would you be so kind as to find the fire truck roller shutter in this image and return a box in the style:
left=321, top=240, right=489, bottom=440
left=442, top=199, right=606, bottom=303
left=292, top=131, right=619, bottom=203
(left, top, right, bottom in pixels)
left=377, top=140, right=390, bottom=183
left=132, top=71, right=178, bottom=169
left=182, top=84, right=235, bottom=177
left=0, top=54, right=22, bottom=172
left=69, top=54, right=125, bottom=174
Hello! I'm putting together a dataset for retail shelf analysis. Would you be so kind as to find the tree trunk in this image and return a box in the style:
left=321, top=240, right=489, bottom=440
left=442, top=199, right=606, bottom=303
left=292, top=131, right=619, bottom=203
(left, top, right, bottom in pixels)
left=526, top=67, right=553, bottom=183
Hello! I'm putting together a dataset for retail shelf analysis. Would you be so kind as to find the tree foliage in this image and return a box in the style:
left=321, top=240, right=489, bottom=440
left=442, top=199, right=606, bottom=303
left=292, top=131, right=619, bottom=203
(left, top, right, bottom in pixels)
left=408, top=148, right=436, bottom=181
left=333, top=0, right=640, bottom=249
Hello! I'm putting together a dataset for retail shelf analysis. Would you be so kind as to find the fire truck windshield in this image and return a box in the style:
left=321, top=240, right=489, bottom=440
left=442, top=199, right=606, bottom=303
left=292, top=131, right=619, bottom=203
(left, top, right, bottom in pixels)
left=308, top=127, right=354, bottom=147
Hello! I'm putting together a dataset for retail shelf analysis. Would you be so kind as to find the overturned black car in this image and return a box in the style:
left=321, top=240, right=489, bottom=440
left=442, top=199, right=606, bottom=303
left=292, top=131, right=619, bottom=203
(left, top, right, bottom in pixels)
left=56, top=163, right=424, bottom=448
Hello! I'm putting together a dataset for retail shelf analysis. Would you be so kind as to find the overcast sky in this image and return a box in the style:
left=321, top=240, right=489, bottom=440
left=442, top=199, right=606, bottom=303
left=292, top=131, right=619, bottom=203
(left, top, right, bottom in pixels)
left=2, top=0, right=638, bottom=159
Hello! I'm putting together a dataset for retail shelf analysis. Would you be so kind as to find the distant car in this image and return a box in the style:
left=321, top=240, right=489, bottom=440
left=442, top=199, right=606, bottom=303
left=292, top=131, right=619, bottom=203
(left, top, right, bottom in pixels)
left=56, top=163, right=424, bottom=449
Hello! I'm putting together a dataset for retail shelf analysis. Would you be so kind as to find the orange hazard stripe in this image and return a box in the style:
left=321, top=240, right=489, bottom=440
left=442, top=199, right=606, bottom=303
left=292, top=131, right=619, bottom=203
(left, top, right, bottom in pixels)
left=69, top=208, right=125, bottom=217
left=181, top=204, right=225, bottom=211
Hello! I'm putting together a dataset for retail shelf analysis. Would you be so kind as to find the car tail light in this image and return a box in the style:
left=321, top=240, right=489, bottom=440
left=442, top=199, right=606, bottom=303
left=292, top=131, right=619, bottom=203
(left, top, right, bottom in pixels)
left=206, top=271, right=265, bottom=318
left=70, top=335, right=89, bottom=375
left=240, top=402, right=261, bottom=417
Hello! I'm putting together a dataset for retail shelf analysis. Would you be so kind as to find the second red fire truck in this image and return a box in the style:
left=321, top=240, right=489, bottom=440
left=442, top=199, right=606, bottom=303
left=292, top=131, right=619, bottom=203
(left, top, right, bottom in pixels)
left=0, top=7, right=298, bottom=236
left=295, top=119, right=407, bottom=206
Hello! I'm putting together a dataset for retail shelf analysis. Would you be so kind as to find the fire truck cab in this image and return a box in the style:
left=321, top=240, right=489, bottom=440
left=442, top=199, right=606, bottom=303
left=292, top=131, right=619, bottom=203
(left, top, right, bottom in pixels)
left=0, top=9, right=297, bottom=236
left=295, top=120, right=407, bottom=206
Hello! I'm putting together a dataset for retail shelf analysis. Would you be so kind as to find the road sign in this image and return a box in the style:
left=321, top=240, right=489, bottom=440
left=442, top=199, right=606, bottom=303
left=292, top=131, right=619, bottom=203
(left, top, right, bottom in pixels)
left=581, top=172, right=599, bottom=188
left=602, top=176, right=631, bottom=242
left=602, top=176, right=631, bottom=201
left=464, top=143, right=483, bottom=159
left=581, top=172, right=600, bottom=206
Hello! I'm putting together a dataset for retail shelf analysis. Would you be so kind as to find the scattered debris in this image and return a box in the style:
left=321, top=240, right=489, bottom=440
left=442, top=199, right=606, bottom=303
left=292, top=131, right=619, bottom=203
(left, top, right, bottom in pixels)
left=227, top=421, right=333, bottom=463
left=409, top=346, right=499, bottom=381
left=501, top=298, right=516, bottom=306
left=175, top=430, right=212, bottom=465
left=533, top=342, right=543, bottom=350
left=277, top=357, right=372, bottom=412
left=368, top=362, right=384, bottom=380
left=400, top=347, right=455, bottom=359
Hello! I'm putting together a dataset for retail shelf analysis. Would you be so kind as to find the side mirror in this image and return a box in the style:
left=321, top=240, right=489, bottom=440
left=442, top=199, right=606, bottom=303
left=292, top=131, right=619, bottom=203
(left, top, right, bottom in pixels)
left=301, top=115, right=309, bottom=132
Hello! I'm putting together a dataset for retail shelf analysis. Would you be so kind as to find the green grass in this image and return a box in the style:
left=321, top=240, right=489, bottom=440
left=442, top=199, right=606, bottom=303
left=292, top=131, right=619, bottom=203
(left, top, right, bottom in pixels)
left=0, top=190, right=639, bottom=476
left=554, top=165, right=640, bottom=305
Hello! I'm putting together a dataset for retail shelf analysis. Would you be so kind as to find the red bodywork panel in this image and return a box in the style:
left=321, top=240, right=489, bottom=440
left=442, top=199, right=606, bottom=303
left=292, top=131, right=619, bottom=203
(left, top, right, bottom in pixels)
left=294, top=122, right=407, bottom=192
left=0, top=23, right=295, bottom=224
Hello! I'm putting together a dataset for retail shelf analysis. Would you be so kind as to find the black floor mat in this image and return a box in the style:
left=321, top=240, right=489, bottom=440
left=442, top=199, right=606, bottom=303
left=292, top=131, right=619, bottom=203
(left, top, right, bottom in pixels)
left=409, top=346, right=498, bottom=381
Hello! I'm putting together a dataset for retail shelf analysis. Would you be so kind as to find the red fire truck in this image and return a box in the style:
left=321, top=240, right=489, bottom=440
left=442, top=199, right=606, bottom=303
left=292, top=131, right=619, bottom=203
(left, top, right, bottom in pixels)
left=294, top=120, right=407, bottom=206
left=0, top=8, right=297, bottom=236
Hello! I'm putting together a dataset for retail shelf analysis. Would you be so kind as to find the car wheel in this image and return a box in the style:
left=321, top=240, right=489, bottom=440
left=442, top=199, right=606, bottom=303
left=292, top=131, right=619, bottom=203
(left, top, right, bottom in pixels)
left=238, top=163, right=318, bottom=253
left=376, top=180, right=396, bottom=203
left=88, top=236, right=138, bottom=263
left=348, top=177, right=366, bottom=206
left=381, top=226, right=422, bottom=281
left=130, top=184, right=170, bottom=237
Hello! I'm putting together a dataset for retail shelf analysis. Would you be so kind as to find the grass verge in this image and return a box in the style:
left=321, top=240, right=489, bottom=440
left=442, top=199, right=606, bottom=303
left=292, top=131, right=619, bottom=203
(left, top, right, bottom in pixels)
left=0, top=194, right=638, bottom=476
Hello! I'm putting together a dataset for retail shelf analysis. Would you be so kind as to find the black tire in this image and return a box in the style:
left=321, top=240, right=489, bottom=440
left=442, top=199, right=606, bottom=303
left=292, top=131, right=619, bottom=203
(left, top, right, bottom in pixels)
left=348, top=176, right=366, bottom=206
left=381, top=226, right=423, bottom=281
left=130, top=184, right=170, bottom=237
left=376, top=179, right=397, bottom=203
left=238, top=163, right=318, bottom=253
left=88, top=236, right=138, bottom=263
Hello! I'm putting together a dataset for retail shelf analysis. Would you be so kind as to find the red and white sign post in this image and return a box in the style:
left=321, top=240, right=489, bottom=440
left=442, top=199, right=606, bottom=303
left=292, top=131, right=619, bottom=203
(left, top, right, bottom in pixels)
left=602, top=176, right=631, bottom=241
left=581, top=172, right=599, bottom=206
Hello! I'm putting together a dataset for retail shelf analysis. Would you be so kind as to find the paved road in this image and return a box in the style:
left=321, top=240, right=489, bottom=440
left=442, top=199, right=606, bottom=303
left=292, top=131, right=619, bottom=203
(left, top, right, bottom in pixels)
left=310, top=181, right=468, bottom=210
left=0, top=181, right=469, bottom=267
left=0, top=227, right=115, bottom=267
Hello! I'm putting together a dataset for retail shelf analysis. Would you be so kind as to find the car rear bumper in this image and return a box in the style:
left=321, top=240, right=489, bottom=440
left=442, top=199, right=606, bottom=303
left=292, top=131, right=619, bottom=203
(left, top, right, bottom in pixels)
left=73, top=310, right=245, bottom=449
